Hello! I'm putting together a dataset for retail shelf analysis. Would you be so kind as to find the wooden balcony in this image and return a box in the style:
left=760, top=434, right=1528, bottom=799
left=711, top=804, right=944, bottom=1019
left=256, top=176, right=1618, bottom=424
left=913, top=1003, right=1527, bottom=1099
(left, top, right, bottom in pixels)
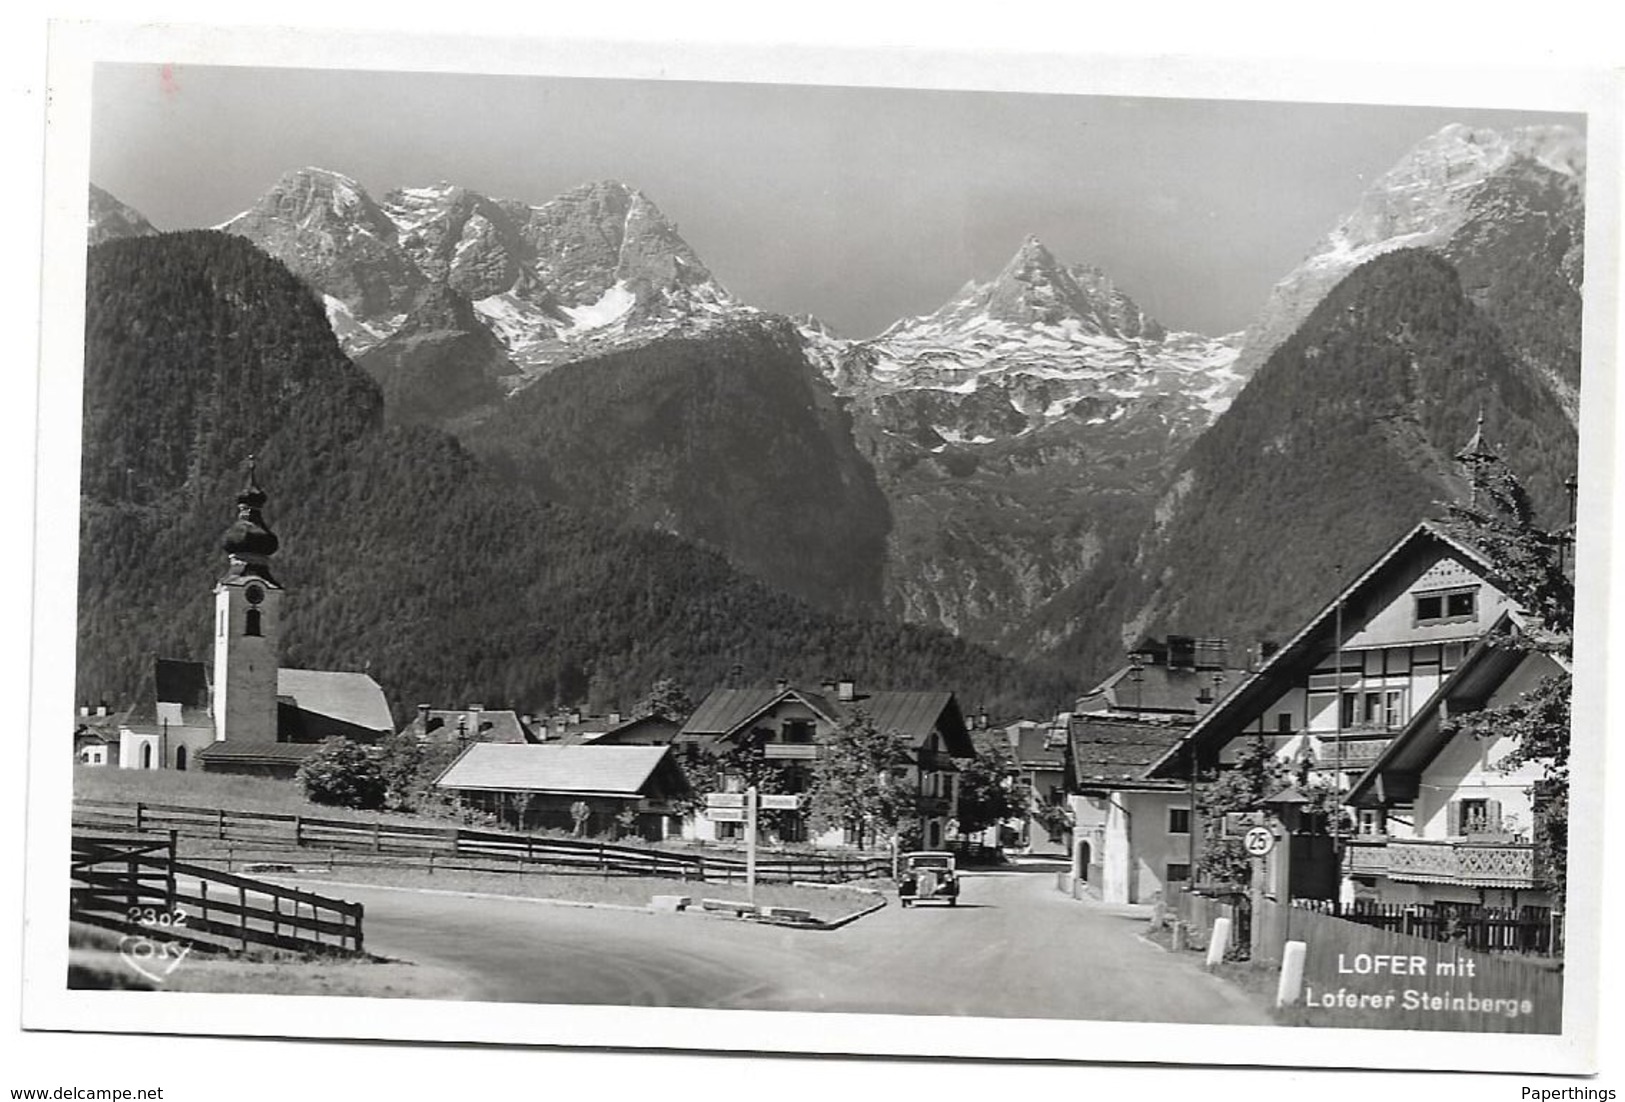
left=1352, top=838, right=1540, bottom=889
left=762, top=742, right=818, bottom=760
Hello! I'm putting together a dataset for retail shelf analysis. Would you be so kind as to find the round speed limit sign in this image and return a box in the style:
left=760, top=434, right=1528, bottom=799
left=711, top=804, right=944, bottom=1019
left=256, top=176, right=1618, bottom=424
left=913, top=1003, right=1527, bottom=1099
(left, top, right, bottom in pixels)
left=1243, top=826, right=1275, bottom=857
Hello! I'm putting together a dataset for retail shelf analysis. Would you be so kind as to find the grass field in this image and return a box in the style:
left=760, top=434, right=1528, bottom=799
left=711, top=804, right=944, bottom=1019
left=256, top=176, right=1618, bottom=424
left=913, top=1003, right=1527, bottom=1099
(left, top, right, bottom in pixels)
left=72, top=765, right=455, bottom=828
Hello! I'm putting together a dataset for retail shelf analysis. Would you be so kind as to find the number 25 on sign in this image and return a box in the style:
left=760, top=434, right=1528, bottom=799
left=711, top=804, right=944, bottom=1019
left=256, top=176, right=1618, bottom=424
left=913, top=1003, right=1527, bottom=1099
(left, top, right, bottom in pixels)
left=1243, top=826, right=1275, bottom=857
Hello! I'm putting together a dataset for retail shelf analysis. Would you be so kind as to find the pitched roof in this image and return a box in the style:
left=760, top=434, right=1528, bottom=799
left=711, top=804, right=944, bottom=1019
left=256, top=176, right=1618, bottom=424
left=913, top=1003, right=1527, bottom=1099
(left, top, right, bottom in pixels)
left=1068, top=716, right=1190, bottom=791
left=1077, top=661, right=1250, bottom=716
left=1346, top=617, right=1562, bottom=806
left=277, top=669, right=393, bottom=733
left=590, top=715, right=683, bottom=746
left=1011, top=724, right=1065, bottom=769
left=406, top=708, right=534, bottom=744
left=680, top=687, right=835, bottom=737
left=435, top=744, right=676, bottom=797
left=155, top=658, right=210, bottom=709
left=679, top=685, right=972, bottom=756
left=1144, top=521, right=1501, bottom=779
left=123, top=658, right=212, bottom=727
left=195, top=741, right=326, bottom=764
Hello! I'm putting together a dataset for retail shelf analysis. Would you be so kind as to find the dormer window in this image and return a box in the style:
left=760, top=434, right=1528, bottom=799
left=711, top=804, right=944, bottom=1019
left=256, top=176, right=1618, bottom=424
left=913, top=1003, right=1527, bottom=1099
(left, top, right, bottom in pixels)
left=1415, top=586, right=1477, bottom=627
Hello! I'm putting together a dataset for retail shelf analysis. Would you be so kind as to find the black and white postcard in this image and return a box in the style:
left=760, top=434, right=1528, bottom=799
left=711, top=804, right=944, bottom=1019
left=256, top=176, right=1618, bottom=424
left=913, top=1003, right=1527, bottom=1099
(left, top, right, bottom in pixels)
left=17, top=9, right=1624, bottom=1095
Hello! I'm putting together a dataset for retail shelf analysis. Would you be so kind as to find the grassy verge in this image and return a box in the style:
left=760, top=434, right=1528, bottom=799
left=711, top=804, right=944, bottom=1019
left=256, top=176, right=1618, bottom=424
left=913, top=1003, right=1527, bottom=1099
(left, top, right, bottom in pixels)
left=281, top=864, right=885, bottom=921
left=67, top=922, right=473, bottom=999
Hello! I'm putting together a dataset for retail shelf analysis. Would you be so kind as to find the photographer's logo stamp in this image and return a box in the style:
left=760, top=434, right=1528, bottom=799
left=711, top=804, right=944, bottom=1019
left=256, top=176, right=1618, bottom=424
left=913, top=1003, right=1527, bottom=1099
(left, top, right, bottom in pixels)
left=119, top=906, right=192, bottom=984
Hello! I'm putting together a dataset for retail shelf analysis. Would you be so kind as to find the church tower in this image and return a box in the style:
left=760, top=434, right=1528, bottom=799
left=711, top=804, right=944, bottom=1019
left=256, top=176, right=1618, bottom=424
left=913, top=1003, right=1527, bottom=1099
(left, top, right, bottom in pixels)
left=212, top=458, right=283, bottom=744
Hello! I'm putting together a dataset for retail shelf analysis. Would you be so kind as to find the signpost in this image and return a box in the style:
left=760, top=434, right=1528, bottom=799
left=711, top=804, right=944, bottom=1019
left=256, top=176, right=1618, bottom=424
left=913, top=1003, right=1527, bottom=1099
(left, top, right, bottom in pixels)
left=704, top=787, right=770, bottom=904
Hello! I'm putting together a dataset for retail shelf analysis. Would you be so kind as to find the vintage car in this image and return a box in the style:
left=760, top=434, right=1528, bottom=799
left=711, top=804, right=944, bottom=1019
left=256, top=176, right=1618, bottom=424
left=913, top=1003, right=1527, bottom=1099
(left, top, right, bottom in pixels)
left=898, top=850, right=959, bottom=907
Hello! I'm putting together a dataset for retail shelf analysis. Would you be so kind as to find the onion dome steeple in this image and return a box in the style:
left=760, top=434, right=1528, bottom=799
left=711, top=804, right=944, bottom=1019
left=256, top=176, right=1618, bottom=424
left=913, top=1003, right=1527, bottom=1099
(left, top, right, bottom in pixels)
left=220, top=455, right=280, bottom=582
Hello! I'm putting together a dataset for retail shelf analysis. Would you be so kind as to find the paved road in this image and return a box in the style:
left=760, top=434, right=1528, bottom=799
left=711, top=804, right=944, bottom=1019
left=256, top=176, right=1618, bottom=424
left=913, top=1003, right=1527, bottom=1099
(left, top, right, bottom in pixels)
left=323, top=861, right=1269, bottom=1024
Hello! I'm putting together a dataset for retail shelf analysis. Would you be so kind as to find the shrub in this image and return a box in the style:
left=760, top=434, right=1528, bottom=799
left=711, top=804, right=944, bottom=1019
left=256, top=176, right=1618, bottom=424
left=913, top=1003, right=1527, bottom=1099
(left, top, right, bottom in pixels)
left=296, top=738, right=388, bottom=809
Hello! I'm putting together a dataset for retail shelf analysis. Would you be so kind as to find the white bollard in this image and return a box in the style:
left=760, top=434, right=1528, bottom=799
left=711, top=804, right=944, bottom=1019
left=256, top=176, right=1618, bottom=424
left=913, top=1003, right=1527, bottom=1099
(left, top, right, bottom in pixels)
left=1206, top=916, right=1231, bottom=968
left=1276, top=940, right=1307, bottom=1006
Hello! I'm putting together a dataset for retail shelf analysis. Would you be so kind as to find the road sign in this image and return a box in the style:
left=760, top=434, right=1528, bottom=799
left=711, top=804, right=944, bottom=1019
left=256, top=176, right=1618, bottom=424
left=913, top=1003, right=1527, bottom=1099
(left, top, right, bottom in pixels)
left=758, top=794, right=801, bottom=811
left=1243, top=826, right=1276, bottom=857
left=705, top=792, right=746, bottom=809
left=705, top=807, right=747, bottom=822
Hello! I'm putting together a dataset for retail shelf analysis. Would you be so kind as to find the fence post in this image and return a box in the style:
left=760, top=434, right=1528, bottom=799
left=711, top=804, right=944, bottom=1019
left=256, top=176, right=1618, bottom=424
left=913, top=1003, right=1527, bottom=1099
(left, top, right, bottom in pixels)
left=1277, top=941, right=1307, bottom=1007
left=1207, top=917, right=1231, bottom=969
left=135, top=802, right=145, bottom=834
left=126, top=852, right=138, bottom=913
left=218, top=808, right=226, bottom=841
left=238, top=884, right=249, bottom=952
left=200, top=880, right=209, bottom=928
left=166, top=829, right=178, bottom=915
left=354, top=902, right=364, bottom=955
left=294, top=816, right=303, bottom=848
left=373, top=821, right=381, bottom=853
left=272, top=894, right=280, bottom=940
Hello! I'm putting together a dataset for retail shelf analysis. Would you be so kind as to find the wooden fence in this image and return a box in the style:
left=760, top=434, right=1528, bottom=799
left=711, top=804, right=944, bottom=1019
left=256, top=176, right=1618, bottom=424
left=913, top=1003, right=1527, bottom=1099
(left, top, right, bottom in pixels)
left=1265, top=898, right=1562, bottom=1034
left=1291, top=898, right=1563, bottom=956
left=72, top=799, right=893, bottom=885
left=71, top=833, right=364, bottom=956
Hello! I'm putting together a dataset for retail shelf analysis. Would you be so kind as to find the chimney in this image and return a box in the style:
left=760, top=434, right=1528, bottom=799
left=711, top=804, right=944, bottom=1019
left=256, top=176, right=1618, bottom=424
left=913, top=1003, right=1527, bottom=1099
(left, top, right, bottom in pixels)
left=977, top=710, right=989, bottom=731
left=96, top=701, right=108, bottom=717
left=821, top=678, right=837, bottom=697
left=1167, top=636, right=1195, bottom=671
left=608, top=711, right=622, bottom=726
left=775, top=678, right=789, bottom=694
left=569, top=709, right=581, bottom=725
left=837, top=678, right=856, bottom=702
left=417, top=703, right=432, bottom=730
left=79, top=704, right=89, bottom=717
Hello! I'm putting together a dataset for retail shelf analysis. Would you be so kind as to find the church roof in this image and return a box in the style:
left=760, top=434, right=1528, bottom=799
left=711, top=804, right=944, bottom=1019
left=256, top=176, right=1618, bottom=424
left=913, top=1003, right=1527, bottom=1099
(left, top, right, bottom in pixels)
left=276, top=669, right=393, bottom=733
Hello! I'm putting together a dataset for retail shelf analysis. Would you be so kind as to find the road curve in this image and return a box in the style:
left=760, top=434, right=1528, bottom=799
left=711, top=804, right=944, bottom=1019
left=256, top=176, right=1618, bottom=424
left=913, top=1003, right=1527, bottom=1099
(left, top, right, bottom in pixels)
left=329, top=862, right=1269, bottom=1024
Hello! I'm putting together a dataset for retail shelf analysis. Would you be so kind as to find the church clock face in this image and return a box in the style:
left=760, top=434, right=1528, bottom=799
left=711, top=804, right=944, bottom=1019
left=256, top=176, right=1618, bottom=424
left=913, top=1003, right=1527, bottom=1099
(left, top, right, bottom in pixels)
left=245, top=584, right=265, bottom=606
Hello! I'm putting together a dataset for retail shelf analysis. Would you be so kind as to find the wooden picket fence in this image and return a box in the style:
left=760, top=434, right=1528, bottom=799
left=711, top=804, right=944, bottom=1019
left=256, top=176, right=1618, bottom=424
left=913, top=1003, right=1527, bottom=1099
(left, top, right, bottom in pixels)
left=1291, top=898, right=1563, bottom=956
left=71, top=833, right=364, bottom=956
left=1266, top=898, right=1563, bottom=1033
left=72, top=799, right=893, bottom=885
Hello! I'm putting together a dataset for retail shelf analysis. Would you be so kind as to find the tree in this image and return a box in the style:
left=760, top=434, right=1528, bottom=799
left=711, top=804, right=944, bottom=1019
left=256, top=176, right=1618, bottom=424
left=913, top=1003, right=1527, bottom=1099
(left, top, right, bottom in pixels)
left=1194, top=731, right=1293, bottom=886
left=633, top=677, right=694, bottom=724
left=806, top=708, right=913, bottom=850
left=1440, top=448, right=1574, bottom=900
left=954, top=729, right=1028, bottom=838
left=297, top=738, right=388, bottom=810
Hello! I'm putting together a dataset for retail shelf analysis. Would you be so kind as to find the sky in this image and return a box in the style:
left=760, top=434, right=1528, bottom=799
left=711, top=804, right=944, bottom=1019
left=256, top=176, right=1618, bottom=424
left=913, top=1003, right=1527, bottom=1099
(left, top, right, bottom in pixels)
left=89, top=63, right=1582, bottom=339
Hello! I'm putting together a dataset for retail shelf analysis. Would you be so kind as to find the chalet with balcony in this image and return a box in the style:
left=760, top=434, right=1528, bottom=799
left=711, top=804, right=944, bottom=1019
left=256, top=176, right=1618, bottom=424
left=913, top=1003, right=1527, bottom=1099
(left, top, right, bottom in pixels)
left=1342, top=616, right=1563, bottom=909
left=676, top=679, right=972, bottom=848
left=1144, top=520, right=1521, bottom=901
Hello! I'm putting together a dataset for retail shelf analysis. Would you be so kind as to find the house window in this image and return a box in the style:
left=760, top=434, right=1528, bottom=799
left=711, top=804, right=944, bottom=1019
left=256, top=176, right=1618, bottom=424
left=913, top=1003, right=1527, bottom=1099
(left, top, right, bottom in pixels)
left=245, top=608, right=262, bottom=637
left=1384, top=690, right=1406, bottom=729
left=1340, top=693, right=1358, bottom=729
left=139, top=743, right=153, bottom=769
left=1356, top=809, right=1383, bottom=836
left=1416, top=587, right=1478, bottom=627
left=175, top=745, right=188, bottom=771
left=1276, top=712, right=1293, bottom=733
left=1362, top=692, right=1382, bottom=726
left=1168, top=807, right=1191, bottom=835
left=716, top=821, right=743, bottom=842
left=782, top=719, right=815, bottom=744
left=1165, top=862, right=1191, bottom=884
left=1456, top=798, right=1497, bottom=836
